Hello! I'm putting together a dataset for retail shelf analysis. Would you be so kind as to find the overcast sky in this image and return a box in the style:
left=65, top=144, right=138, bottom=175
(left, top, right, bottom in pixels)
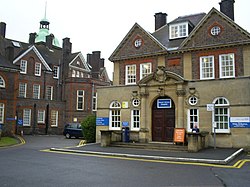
left=1, top=0, right=250, bottom=79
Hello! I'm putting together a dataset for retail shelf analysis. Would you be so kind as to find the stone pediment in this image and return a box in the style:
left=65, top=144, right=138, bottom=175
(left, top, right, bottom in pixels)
left=138, top=66, right=185, bottom=86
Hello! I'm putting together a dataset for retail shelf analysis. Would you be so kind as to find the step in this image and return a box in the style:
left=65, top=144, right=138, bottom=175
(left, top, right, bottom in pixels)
left=110, top=142, right=188, bottom=152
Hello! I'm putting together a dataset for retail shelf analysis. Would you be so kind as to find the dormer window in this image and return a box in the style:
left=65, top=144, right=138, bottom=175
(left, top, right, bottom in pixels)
left=169, top=22, right=188, bottom=39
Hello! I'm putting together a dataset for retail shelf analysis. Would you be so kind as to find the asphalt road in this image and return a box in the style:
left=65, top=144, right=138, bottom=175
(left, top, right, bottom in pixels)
left=0, top=135, right=249, bottom=187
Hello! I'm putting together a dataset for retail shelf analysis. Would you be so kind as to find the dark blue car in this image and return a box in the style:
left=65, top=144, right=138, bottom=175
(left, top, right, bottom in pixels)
left=63, top=123, right=83, bottom=139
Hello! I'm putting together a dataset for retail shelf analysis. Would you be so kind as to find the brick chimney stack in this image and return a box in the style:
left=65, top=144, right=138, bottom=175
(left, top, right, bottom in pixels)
left=0, top=22, right=6, bottom=38
left=219, top=0, right=235, bottom=21
left=29, top=33, right=36, bottom=45
left=154, top=12, right=167, bottom=31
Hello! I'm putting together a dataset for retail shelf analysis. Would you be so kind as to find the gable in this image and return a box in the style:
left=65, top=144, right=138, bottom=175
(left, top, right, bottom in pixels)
left=180, top=8, right=250, bottom=50
left=13, top=45, right=52, bottom=71
left=109, top=23, right=166, bottom=61
left=69, top=52, right=91, bottom=72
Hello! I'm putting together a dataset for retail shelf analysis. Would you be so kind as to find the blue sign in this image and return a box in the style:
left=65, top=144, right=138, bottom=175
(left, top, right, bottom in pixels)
left=6, top=117, right=16, bottom=121
left=230, top=117, right=250, bottom=128
left=157, top=99, right=171, bottom=108
left=17, top=119, right=23, bottom=126
left=122, top=121, right=129, bottom=127
left=96, top=117, right=109, bottom=126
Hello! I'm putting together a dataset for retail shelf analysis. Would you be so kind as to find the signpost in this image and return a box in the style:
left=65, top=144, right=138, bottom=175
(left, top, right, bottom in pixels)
left=207, top=103, right=216, bottom=149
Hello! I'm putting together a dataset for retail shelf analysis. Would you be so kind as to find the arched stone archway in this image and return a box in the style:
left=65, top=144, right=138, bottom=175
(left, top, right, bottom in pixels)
left=152, top=96, right=175, bottom=142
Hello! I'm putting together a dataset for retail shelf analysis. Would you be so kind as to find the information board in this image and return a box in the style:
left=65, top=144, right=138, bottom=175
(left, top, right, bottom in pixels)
left=96, top=117, right=109, bottom=126
left=173, top=128, right=185, bottom=143
left=157, top=99, right=171, bottom=108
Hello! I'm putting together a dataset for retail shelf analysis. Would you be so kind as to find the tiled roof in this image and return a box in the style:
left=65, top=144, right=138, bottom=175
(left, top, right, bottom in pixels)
left=151, top=13, right=206, bottom=50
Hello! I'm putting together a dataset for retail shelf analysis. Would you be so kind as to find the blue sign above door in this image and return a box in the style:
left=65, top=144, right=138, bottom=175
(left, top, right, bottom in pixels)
left=157, top=99, right=171, bottom=108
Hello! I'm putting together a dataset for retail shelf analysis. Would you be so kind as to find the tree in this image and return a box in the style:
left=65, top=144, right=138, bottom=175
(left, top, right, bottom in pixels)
left=81, top=115, right=96, bottom=143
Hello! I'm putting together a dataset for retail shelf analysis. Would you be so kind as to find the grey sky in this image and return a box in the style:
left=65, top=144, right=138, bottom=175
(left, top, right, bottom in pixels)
left=0, top=0, right=249, bottom=79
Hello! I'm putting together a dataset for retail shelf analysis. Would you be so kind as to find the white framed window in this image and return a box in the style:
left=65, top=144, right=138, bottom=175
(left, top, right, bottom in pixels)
left=23, top=109, right=31, bottom=126
left=189, top=96, right=198, bottom=106
left=19, top=83, right=27, bottom=98
left=212, top=97, right=230, bottom=133
left=72, top=70, right=76, bottom=77
left=169, top=22, right=188, bottom=39
left=76, top=71, right=80, bottom=77
left=53, top=66, right=59, bottom=79
left=187, top=109, right=199, bottom=132
left=51, top=110, right=58, bottom=127
left=132, top=99, right=140, bottom=107
left=131, top=109, right=140, bottom=131
left=219, top=53, right=235, bottom=78
left=0, top=103, right=4, bottom=123
left=20, top=60, right=27, bottom=74
left=46, top=86, right=53, bottom=100
left=34, top=63, right=41, bottom=76
left=211, top=26, right=221, bottom=36
left=125, top=65, right=136, bottom=85
left=140, top=63, right=152, bottom=79
left=37, top=110, right=45, bottom=123
left=92, top=92, right=97, bottom=111
left=200, top=56, right=215, bottom=80
left=109, top=101, right=121, bottom=130
left=0, top=76, right=5, bottom=88
left=33, top=84, right=40, bottom=99
left=77, top=90, right=85, bottom=110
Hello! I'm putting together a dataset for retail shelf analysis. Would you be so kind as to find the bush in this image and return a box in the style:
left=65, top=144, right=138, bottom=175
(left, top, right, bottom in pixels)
left=81, top=115, right=96, bottom=143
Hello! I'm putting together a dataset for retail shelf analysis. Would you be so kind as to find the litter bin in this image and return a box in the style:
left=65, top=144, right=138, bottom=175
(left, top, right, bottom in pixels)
left=122, top=127, right=130, bottom=143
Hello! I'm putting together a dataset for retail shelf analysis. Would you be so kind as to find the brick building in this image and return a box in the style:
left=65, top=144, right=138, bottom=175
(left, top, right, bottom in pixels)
left=0, top=16, right=111, bottom=135
left=96, top=0, right=250, bottom=148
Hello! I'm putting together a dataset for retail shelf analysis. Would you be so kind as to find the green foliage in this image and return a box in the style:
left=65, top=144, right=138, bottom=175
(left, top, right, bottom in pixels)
left=81, top=115, right=96, bottom=143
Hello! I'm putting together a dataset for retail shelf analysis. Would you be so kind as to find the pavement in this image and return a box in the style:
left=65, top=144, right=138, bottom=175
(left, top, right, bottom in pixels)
left=50, top=141, right=245, bottom=165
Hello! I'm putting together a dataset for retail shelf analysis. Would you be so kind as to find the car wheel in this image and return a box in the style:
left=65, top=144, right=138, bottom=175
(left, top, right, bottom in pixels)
left=65, top=133, right=71, bottom=139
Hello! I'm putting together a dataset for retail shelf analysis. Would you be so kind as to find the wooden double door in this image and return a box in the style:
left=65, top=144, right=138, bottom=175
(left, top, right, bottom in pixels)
left=152, top=97, right=175, bottom=142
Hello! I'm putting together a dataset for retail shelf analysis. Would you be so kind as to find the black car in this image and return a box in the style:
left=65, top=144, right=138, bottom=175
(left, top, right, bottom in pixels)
left=63, top=123, right=83, bottom=139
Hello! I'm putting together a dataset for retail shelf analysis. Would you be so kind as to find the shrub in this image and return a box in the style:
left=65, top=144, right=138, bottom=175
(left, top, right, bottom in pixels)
left=81, top=115, right=96, bottom=143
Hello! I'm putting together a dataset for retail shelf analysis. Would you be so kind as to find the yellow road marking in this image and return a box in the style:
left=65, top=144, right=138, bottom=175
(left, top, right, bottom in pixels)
left=40, top=149, right=250, bottom=169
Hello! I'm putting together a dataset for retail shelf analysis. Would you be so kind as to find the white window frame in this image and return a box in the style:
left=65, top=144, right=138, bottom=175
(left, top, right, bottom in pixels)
left=219, top=53, right=235, bottom=78
left=53, top=66, right=59, bottom=79
left=34, top=62, right=41, bottom=76
left=33, top=84, right=40, bottom=99
left=19, top=83, right=27, bottom=98
left=72, top=70, right=76, bottom=77
left=140, top=63, right=152, bottom=79
left=125, top=64, right=136, bottom=85
left=200, top=56, right=215, bottom=80
left=187, top=109, right=199, bottom=132
left=131, top=109, right=140, bottom=131
left=51, top=110, right=58, bottom=127
left=0, top=76, right=5, bottom=88
left=37, top=110, right=45, bottom=123
left=169, top=22, right=188, bottom=39
left=77, top=90, right=85, bottom=110
left=0, top=103, right=4, bottom=123
left=23, top=109, right=31, bottom=126
left=109, top=101, right=121, bottom=130
left=20, top=60, right=27, bottom=74
left=46, top=86, right=53, bottom=100
left=92, top=92, right=97, bottom=112
left=212, top=97, right=230, bottom=133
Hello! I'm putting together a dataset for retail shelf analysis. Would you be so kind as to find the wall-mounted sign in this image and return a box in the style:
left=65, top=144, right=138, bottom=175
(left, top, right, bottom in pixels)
left=230, top=117, right=250, bottom=128
left=207, top=104, right=214, bottom=111
left=157, top=99, right=171, bottom=108
left=96, top=117, right=109, bottom=126
left=122, top=121, right=129, bottom=127
left=122, top=101, right=128, bottom=109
